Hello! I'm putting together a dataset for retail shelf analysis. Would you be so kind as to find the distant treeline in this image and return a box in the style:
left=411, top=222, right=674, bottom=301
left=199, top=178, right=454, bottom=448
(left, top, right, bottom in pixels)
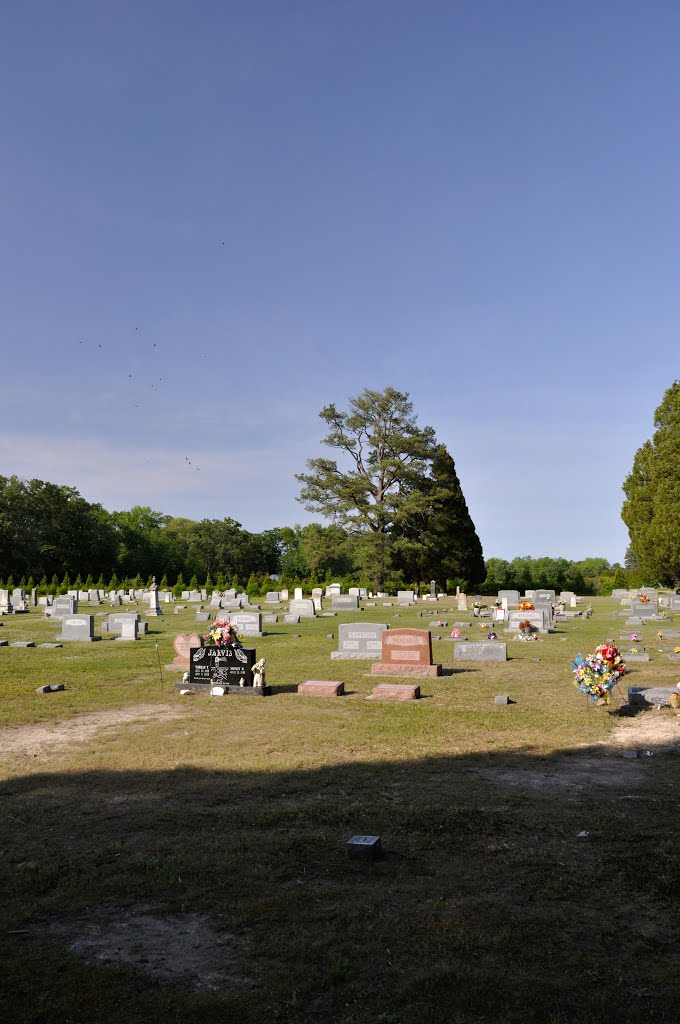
left=0, top=475, right=644, bottom=596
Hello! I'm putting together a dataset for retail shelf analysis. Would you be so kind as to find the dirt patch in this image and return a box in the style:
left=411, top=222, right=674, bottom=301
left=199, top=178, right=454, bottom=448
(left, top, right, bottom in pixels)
left=44, top=904, right=250, bottom=989
left=475, top=711, right=680, bottom=792
left=610, top=711, right=680, bottom=750
left=0, top=704, right=185, bottom=759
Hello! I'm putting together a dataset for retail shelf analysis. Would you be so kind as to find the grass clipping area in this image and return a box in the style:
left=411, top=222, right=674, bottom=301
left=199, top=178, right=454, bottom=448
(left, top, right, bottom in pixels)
left=1, top=598, right=680, bottom=1023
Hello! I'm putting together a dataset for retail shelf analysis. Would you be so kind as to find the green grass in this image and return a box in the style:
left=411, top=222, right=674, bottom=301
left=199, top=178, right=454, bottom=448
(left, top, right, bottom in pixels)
left=1, top=597, right=680, bottom=1022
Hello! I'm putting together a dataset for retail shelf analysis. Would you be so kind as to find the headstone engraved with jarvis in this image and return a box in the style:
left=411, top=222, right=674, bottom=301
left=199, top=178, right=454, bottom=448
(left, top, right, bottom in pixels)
left=184, top=616, right=271, bottom=695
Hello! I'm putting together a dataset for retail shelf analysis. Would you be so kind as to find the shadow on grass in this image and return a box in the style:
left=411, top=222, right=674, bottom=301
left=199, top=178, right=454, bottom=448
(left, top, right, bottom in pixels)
left=2, top=736, right=680, bottom=1024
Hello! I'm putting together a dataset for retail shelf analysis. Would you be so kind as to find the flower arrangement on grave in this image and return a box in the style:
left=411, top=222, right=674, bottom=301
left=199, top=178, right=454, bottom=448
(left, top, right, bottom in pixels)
left=639, top=594, right=650, bottom=603
left=630, top=632, right=640, bottom=642
left=656, top=631, right=665, bottom=639
left=487, top=631, right=498, bottom=640
left=630, top=647, right=639, bottom=654
left=202, top=617, right=243, bottom=648
left=674, top=646, right=680, bottom=654
left=450, top=628, right=461, bottom=638
left=518, top=601, right=534, bottom=611
left=571, top=643, right=626, bottom=705
left=519, top=620, right=534, bottom=634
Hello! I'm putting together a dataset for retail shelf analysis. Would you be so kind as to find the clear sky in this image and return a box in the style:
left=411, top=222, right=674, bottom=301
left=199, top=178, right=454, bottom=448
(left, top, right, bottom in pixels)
left=1, top=1, right=678, bottom=564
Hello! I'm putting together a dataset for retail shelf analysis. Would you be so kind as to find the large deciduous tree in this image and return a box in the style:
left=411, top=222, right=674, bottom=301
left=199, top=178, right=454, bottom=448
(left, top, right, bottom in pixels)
left=296, top=388, right=437, bottom=588
left=622, top=380, right=680, bottom=585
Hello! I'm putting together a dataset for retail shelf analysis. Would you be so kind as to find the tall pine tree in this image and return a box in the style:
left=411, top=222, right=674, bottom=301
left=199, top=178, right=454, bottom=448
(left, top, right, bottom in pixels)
left=391, top=445, right=485, bottom=588
left=622, top=380, right=680, bottom=585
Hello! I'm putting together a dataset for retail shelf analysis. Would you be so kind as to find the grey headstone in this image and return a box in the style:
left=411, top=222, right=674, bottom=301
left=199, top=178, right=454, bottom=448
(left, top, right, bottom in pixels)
left=454, top=642, right=508, bottom=662
left=331, top=622, right=389, bottom=659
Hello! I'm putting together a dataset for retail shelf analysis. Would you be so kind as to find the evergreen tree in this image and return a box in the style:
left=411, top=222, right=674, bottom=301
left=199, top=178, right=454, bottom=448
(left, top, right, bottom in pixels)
left=391, top=445, right=485, bottom=589
left=108, top=572, right=120, bottom=590
left=188, top=574, right=199, bottom=590
left=622, top=381, right=680, bottom=585
left=50, top=574, right=60, bottom=593
left=173, top=572, right=185, bottom=598
left=159, top=573, right=169, bottom=590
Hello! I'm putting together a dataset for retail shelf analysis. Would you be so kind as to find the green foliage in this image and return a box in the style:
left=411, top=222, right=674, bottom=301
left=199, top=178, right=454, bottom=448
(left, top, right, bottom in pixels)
left=296, top=387, right=440, bottom=588
left=391, top=445, right=485, bottom=588
left=172, top=573, right=185, bottom=599
left=622, top=380, right=680, bottom=585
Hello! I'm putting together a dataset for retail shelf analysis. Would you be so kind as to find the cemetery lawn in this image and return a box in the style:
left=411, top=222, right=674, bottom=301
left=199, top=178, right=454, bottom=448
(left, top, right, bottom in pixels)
left=2, top=599, right=680, bottom=1023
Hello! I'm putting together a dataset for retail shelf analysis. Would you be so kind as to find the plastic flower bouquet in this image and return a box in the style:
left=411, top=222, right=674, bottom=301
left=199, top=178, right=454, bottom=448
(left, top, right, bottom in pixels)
left=203, top=617, right=243, bottom=648
left=571, top=643, right=626, bottom=705
left=518, top=601, right=534, bottom=611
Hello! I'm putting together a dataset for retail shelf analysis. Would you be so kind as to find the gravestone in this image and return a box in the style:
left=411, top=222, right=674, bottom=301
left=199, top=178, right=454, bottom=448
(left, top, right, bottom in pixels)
left=371, top=683, right=420, bottom=700
left=294, top=587, right=303, bottom=600
left=612, top=589, right=629, bottom=599
left=230, top=612, right=265, bottom=637
left=114, top=619, right=139, bottom=641
left=331, top=594, right=360, bottom=612
left=506, top=609, right=551, bottom=633
left=57, top=614, right=101, bottom=642
left=498, top=590, right=520, bottom=606
left=289, top=599, right=315, bottom=618
left=0, top=590, right=12, bottom=614
left=186, top=645, right=270, bottom=695
left=11, top=589, right=28, bottom=612
left=283, top=613, right=300, bottom=624
left=628, top=686, right=677, bottom=707
left=209, top=593, right=222, bottom=609
left=51, top=596, right=78, bottom=619
left=279, top=589, right=289, bottom=601
left=108, top=612, right=141, bottom=634
left=397, top=590, right=415, bottom=606
left=195, top=611, right=209, bottom=621
left=349, top=587, right=368, bottom=598
left=311, top=588, right=323, bottom=600
left=262, top=613, right=277, bottom=623
left=457, top=593, right=467, bottom=611
left=454, top=642, right=508, bottom=662
left=298, top=680, right=344, bottom=696
left=630, top=600, right=658, bottom=618
left=331, top=622, right=388, bottom=659
left=325, top=583, right=342, bottom=597
left=371, top=628, right=441, bottom=677
left=147, top=577, right=162, bottom=617
left=169, top=632, right=201, bottom=670
left=265, top=592, right=280, bottom=603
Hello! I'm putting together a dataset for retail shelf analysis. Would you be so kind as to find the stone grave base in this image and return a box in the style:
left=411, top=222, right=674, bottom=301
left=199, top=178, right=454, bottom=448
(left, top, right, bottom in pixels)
left=370, top=663, right=441, bottom=677
left=331, top=652, right=380, bottom=660
left=165, top=661, right=189, bottom=671
left=298, top=680, right=345, bottom=696
left=370, top=683, right=420, bottom=700
left=628, top=686, right=678, bottom=707
left=174, top=681, right=272, bottom=696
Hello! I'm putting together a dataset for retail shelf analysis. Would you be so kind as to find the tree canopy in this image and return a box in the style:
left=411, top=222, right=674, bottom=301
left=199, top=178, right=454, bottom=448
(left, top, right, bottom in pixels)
left=296, top=387, right=485, bottom=589
left=622, top=380, right=680, bottom=586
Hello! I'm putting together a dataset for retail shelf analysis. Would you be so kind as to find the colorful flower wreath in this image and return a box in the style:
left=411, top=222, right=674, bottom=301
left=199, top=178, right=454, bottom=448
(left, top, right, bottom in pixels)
left=203, top=617, right=243, bottom=648
left=571, top=643, right=626, bottom=705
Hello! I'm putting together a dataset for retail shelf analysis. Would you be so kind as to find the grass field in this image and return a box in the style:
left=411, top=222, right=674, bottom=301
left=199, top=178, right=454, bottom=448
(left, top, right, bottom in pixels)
left=2, top=597, right=680, bottom=1023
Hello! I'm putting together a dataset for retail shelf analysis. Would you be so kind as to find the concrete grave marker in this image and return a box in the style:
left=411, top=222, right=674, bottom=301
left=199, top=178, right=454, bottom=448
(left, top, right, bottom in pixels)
left=331, top=622, right=388, bottom=659
left=454, top=642, right=508, bottom=662
left=57, top=614, right=101, bottom=642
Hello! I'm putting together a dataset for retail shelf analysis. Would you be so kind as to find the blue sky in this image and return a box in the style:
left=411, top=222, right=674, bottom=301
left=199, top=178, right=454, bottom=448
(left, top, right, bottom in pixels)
left=1, top=1, right=678, bottom=563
